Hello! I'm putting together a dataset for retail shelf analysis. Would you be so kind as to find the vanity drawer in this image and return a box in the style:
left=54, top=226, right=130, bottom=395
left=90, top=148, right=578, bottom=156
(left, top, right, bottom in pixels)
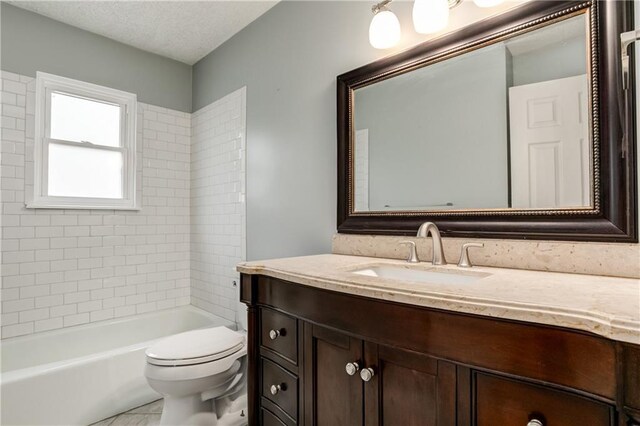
left=475, top=373, right=612, bottom=426
left=260, top=308, right=298, bottom=363
left=261, top=358, right=298, bottom=421
left=261, top=408, right=287, bottom=426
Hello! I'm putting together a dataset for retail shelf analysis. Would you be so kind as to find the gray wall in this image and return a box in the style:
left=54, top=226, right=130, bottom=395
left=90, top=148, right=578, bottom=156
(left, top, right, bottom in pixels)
left=355, top=44, right=510, bottom=211
left=1, top=3, right=192, bottom=112
left=510, top=36, right=587, bottom=86
left=192, top=0, right=517, bottom=261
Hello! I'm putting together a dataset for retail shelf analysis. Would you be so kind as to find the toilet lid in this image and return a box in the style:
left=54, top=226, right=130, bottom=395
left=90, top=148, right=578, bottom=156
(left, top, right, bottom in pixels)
left=146, top=326, right=245, bottom=366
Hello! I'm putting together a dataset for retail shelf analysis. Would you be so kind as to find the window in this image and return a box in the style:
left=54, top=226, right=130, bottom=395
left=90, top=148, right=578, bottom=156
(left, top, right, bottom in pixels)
left=30, top=72, right=137, bottom=209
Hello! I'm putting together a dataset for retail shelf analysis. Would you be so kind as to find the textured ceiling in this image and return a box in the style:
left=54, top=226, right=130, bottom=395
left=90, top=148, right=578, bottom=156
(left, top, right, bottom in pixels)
left=7, top=1, right=279, bottom=65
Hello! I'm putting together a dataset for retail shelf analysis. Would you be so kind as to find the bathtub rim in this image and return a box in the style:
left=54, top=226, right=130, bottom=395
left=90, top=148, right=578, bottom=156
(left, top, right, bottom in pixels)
left=0, top=305, right=235, bottom=382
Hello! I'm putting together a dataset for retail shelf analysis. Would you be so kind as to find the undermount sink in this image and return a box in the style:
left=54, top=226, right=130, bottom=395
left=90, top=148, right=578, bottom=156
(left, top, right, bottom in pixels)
left=351, top=265, right=489, bottom=285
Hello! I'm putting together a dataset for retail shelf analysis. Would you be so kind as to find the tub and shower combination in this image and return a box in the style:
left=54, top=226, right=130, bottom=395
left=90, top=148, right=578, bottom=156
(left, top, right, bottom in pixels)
left=1, top=306, right=233, bottom=426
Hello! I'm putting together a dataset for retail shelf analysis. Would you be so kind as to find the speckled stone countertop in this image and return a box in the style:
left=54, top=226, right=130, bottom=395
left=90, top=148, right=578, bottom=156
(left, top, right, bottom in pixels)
left=332, top=234, right=640, bottom=279
left=237, top=254, right=640, bottom=345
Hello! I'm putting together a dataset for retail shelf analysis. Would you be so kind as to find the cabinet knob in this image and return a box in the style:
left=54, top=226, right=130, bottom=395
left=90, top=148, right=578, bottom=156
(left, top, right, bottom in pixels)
left=360, top=367, right=375, bottom=382
left=270, top=384, right=284, bottom=395
left=345, top=362, right=360, bottom=376
left=527, top=420, right=544, bottom=426
left=268, top=329, right=282, bottom=340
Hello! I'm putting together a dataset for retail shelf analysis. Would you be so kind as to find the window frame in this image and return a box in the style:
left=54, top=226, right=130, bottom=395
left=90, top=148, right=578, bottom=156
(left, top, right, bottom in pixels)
left=29, top=72, right=138, bottom=210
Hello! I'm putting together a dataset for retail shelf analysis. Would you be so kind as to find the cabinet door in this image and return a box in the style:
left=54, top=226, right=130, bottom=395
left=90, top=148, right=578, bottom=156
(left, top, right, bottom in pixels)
left=364, top=343, right=457, bottom=426
left=303, top=323, right=363, bottom=426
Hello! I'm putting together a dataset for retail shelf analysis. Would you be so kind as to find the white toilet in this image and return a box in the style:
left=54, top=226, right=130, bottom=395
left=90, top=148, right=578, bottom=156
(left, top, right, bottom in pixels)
left=145, top=322, right=248, bottom=426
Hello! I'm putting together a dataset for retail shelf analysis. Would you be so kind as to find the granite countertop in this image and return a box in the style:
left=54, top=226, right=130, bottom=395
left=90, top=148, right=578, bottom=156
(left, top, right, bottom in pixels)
left=237, top=254, right=640, bottom=344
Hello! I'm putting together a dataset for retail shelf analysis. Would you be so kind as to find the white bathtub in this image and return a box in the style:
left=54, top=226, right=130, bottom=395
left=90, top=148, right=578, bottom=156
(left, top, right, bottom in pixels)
left=0, top=306, right=234, bottom=426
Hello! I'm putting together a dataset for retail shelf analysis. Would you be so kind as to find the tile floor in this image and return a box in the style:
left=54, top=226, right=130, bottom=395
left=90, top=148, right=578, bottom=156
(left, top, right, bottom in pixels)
left=90, top=399, right=163, bottom=426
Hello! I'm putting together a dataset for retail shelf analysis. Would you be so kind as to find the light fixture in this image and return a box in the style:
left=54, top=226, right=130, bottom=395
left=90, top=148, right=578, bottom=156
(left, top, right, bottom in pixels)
left=369, top=1, right=401, bottom=49
left=413, top=0, right=451, bottom=34
left=473, top=0, right=505, bottom=8
left=369, top=0, right=504, bottom=47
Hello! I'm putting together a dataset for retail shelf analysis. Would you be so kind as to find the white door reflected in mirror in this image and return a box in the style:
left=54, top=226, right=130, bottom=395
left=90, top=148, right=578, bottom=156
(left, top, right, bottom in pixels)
left=509, top=74, right=591, bottom=208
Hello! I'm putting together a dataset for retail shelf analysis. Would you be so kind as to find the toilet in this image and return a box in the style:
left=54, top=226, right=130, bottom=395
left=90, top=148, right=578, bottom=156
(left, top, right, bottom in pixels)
left=145, top=321, right=248, bottom=426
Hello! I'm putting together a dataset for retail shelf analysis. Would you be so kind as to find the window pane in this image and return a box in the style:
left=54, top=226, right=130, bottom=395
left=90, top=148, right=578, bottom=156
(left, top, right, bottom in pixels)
left=50, top=92, right=121, bottom=147
left=48, top=144, right=123, bottom=199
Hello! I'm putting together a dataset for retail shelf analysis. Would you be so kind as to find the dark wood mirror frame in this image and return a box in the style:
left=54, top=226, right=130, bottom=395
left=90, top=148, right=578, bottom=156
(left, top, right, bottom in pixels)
left=337, top=0, right=637, bottom=242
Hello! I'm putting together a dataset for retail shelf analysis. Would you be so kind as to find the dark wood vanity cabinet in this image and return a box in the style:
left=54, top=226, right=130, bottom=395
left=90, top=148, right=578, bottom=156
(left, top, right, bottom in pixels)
left=241, top=274, right=640, bottom=426
left=304, top=325, right=363, bottom=425
left=474, top=373, right=613, bottom=426
left=362, top=343, right=457, bottom=426
left=305, top=325, right=456, bottom=425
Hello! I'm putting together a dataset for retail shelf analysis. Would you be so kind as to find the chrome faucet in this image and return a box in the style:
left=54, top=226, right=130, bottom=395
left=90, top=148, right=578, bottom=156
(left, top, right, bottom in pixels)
left=399, top=241, right=419, bottom=263
left=457, top=243, right=484, bottom=268
left=416, top=222, right=447, bottom=265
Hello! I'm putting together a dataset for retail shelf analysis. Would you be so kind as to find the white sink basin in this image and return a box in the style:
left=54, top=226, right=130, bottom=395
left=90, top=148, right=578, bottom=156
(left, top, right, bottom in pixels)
left=351, top=265, right=489, bottom=285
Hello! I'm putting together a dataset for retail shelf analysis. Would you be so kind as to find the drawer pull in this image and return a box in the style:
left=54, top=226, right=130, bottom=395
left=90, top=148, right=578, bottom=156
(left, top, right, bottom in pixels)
left=360, top=367, right=375, bottom=382
left=527, top=420, right=543, bottom=426
left=269, top=329, right=283, bottom=340
left=345, top=362, right=360, bottom=376
left=270, top=383, right=286, bottom=395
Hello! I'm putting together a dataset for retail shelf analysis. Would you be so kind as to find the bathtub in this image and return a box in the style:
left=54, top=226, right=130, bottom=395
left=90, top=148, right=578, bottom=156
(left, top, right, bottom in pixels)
left=0, top=306, right=234, bottom=426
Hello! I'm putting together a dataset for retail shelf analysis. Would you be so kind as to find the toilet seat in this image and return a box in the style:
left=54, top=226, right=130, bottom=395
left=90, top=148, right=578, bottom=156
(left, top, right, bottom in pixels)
left=146, top=326, right=245, bottom=367
left=145, top=345, right=247, bottom=382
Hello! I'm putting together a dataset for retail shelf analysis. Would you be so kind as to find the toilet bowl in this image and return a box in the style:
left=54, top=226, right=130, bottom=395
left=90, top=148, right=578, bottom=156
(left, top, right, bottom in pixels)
left=145, top=326, right=248, bottom=426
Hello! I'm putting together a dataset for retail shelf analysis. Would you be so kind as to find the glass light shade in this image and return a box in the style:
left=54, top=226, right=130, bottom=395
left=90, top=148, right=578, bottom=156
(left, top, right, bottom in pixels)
left=473, top=0, right=505, bottom=7
left=413, top=0, right=450, bottom=34
left=369, top=9, right=401, bottom=49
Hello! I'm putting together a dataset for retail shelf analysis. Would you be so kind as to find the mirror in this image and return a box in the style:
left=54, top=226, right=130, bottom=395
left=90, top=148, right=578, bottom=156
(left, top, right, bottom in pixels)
left=352, top=14, right=590, bottom=213
left=338, top=0, right=637, bottom=242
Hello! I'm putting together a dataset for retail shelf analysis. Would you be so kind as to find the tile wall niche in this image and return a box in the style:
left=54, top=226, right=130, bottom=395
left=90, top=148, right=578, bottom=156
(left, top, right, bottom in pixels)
left=1, top=70, right=191, bottom=338
left=190, top=87, right=246, bottom=322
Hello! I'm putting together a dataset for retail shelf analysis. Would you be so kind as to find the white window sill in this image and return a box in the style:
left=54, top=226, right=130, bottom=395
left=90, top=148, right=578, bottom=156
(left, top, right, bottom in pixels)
left=25, top=202, right=141, bottom=211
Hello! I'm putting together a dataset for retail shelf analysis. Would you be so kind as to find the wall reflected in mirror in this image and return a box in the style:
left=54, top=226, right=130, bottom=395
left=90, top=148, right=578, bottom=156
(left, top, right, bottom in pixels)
left=353, top=14, right=591, bottom=213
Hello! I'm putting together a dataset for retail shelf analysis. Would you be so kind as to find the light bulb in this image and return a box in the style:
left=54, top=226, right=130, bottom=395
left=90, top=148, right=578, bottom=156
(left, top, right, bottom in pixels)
left=413, top=0, right=450, bottom=34
left=473, top=0, right=505, bottom=7
left=369, top=9, right=401, bottom=49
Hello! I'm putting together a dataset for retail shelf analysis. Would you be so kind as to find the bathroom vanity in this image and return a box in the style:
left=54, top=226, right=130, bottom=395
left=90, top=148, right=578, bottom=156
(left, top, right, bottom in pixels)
left=238, top=255, right=640, bottom=426
left=237, top=0, right=640, bottom=424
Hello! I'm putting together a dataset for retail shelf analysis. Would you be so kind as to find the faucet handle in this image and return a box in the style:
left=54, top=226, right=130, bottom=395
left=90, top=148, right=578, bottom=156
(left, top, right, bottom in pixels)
left=458, top=243, right=484, bottom=268
left=399, top=241, right=419, bottom=263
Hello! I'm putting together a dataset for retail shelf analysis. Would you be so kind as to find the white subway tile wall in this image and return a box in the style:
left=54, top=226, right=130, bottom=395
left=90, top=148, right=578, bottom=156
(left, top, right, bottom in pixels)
left=1, top=71, right=191, bottom=338
left=190, top=88, right=246, bottom=321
